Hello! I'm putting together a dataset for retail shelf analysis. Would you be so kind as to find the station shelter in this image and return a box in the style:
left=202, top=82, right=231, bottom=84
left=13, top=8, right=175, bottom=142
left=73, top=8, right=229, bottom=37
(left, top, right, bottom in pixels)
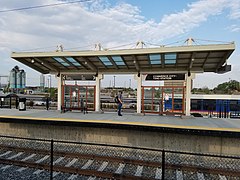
left=11, top=41, right=235, bottom=116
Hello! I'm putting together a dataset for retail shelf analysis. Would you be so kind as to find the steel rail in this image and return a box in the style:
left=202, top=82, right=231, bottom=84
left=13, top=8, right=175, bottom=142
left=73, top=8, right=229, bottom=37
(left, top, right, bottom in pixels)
left=0, top=144, right=239, bottom=177
left=0, top=158, right=152, bottom=180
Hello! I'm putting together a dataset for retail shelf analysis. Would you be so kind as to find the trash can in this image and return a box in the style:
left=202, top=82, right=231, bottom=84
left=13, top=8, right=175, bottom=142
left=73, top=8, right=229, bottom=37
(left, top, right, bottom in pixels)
left=19, top=98, right=26, bottom=111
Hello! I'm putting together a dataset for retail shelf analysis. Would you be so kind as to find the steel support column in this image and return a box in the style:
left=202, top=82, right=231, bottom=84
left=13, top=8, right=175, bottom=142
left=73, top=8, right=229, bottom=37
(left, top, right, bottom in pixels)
left=57, top=74, right=63, bottom=111
left=135, top=73, right=142, bottom=114
left=95, top=74, right=103, bottom=112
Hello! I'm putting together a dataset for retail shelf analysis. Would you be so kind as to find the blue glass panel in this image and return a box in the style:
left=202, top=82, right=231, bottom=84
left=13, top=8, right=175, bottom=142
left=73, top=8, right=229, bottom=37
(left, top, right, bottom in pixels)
left=115, top=61, right=125, bottom=65
left=149, top=54, right=161, bottom=65
left=164, top=53, right=177, bottom=64
left=99, top=56, right=113, bottom=66
left=150, top=54, right=161, bottom=60
left=61, top=62, right=70, bottom=66
left=66, top=57, right=76, bottom=63
left=72, top=62, right=81, bottom=66
left=104, top=62, right=113, bottom=66
left=66, top=57, right=81, bottom=66
left=165, top=53, right=177, bottom=59
left=151, top=60, right=161, bottom=65
left=112, top=56, right=122, bottom=61
left=165, top=59, right=176, bottom=64
left=53, top=57, right=65, bottom=63
left=53, top=57, right=70, bottom=67
left=112, top=56, right=125, bottom=65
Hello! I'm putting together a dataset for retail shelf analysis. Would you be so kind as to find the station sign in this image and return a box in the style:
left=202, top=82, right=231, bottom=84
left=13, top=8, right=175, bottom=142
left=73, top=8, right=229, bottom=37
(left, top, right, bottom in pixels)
left=65, top=74, right=96, bottom=81
left=145, top=74, right=185, bottom=81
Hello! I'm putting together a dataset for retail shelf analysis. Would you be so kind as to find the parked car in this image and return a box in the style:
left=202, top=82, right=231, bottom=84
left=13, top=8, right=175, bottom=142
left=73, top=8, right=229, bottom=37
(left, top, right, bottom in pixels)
left=128, top=102, right=136, bottom=109
left=34, top=101, right=46, bottom=106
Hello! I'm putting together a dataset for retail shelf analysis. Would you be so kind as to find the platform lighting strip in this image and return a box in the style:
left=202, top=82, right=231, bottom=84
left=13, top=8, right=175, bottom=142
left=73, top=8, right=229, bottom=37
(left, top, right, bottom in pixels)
left=149, top=54, right=161, bottom=65
left=98, top=56, right=113, bottom=66
left=65, top=57, right=81, bottom=66
left=165, top=53, right=177, bottom=64
left=53, top=57, right=70, bottom=67
left=111, top=56, right=125, bottom=65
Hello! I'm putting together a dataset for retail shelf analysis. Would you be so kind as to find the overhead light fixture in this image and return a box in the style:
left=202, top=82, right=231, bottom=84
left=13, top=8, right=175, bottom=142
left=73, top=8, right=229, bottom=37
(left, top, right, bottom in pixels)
left=31, top=59, right=35, bottom=63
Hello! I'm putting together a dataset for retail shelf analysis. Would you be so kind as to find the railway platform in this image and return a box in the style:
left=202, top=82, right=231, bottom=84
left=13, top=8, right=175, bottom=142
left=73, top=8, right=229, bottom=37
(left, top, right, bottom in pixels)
left=0, top=109, right=240, bottom=133
left=1, top=109, right=240, bottom=156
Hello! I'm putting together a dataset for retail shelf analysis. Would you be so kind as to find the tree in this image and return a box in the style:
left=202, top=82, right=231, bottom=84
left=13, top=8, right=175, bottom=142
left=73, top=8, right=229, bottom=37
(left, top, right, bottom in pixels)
left=3, top=83, right=10, bottom=93
left=213, top=80, right=240, bottom=94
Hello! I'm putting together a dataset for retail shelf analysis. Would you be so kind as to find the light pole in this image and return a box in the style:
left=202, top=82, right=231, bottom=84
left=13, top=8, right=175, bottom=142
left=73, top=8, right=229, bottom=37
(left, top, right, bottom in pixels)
left=49, top=75, right=52, bottom=89
left=129, top=79, right=131, bottom=88
left=113, top=76, right=116, bottom=88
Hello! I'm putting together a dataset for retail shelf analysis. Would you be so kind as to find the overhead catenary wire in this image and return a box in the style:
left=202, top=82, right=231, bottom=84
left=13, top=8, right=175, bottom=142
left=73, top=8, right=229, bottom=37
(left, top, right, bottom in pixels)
left=19, top=46, right=57, bottom=52
left=0, top=0, right=92, bottom=13
left=145, top=42, right=164, bottom=47
left=64, top=44, right=96, bottom=51
left=17, top=37, right=233, bottom=53
left=164, top=39, right=187, bottom=46
left=106, top=42, right=137, bottom=50
left=194, top=38, right=233, bottom=44
left=145, top=39, right=187, bottom=47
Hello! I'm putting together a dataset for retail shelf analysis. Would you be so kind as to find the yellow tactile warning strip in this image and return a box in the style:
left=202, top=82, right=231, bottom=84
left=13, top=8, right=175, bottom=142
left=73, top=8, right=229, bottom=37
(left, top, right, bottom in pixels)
left=0, top=115, right=240, bottom=133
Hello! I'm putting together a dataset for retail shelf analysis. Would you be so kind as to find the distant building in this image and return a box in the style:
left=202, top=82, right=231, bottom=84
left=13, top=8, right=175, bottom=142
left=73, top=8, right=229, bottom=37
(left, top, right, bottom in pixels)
left=0, top=75, right=9, bottom=89
left=40, top=74, right=45, bottom=88
left=9, top=66, right=26, bottom=93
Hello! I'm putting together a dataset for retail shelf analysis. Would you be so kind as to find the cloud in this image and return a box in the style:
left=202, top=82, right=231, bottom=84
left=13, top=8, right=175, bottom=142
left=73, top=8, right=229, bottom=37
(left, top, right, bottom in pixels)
left=0, top=0, right=239, bottom=86
left=228, top=24, right=240, bottom=32
left=228, top=0, right=240, bottom=19
left=0, top=0, right=238, bottom=50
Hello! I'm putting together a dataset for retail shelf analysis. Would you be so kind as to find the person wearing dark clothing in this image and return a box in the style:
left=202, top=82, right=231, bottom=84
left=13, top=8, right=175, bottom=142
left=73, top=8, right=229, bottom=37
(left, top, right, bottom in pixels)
left=80, top=98, right=84, bottom=112
left=29, top=100, right=34, bottom=109
left=208, top=100, right=214, bottom=118
left=117, top=91, right=123, bottom=116
left=80, top=97, right=88, bottom=114
left=16, top=98, right=19, bottom=109
left=46, top=97, right=49, bottom=110
left=159, top=99, right=163, bottom=115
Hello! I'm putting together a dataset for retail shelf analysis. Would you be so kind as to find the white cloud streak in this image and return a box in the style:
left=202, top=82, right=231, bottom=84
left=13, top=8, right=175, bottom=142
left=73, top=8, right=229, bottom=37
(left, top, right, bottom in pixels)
left=228, top=24, right=240, bottom=32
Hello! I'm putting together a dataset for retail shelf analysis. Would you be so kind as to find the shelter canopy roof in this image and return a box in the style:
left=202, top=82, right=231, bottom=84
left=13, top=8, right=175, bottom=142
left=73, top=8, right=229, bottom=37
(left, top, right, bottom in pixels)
left=11, top=43, right=235, bottom=75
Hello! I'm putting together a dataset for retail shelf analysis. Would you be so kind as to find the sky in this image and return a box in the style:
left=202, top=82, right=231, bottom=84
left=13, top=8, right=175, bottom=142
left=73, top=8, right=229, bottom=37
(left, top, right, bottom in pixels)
left=0, top=0, right=240, bottom=88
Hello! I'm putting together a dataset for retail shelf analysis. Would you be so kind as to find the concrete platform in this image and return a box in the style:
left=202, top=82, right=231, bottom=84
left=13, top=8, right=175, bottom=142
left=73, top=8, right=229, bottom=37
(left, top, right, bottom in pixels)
left=0, top=109, right=240, bottom=134
left=1, top=109, right=240, bottom=156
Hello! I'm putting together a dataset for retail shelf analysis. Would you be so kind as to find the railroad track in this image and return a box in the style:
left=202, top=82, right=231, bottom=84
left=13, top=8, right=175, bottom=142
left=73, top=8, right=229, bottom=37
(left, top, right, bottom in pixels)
left=0, top=144, right=240, bottom=180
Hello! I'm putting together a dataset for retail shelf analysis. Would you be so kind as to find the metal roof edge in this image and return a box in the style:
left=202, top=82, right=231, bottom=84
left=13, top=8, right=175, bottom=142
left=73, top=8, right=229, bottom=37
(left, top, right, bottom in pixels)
left=11, top=43, right=235, bottom=58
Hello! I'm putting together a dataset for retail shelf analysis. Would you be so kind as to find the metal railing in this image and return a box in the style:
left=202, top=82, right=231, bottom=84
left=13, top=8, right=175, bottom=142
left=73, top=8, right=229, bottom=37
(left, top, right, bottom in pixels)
left=0, top=135, right=239, bottom=179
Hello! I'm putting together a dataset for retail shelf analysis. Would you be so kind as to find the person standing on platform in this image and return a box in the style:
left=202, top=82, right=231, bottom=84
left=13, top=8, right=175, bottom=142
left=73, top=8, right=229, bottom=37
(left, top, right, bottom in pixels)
left=117, top=91, right=123, bottom=116
left=46, top=97, right=49, bottom=110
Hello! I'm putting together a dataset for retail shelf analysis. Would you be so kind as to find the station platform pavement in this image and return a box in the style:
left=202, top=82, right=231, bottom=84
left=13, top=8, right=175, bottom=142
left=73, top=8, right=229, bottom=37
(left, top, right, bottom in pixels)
left=0, top=109, right=240, bottom=134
